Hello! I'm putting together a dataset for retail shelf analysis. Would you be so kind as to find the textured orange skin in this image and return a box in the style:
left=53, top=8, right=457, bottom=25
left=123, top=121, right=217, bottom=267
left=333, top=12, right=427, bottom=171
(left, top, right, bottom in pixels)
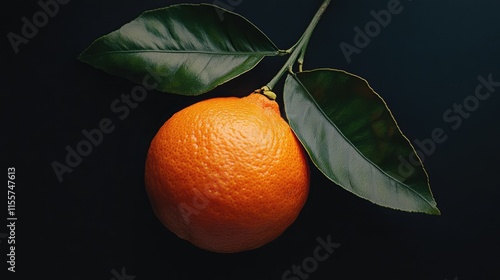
left=145, top=93, right=310, bottom=253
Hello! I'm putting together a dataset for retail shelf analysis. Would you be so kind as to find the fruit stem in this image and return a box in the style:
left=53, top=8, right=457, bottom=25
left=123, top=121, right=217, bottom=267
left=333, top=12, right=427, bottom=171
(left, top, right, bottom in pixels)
left=265, top=0, right=331, bottom=90
left=254, top=86, right=277, bottom=100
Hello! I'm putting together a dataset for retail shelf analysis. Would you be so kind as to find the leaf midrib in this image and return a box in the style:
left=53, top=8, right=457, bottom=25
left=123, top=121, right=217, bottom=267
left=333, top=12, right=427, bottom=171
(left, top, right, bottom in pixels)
left=79, top=49, right=280, bottom=58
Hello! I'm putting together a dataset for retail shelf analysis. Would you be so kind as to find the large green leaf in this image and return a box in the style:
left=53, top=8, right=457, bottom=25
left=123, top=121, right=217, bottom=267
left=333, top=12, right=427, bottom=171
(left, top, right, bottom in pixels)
left=78, top=4, right=280, bottom=95
left=284, top=69, right=440, bottom=215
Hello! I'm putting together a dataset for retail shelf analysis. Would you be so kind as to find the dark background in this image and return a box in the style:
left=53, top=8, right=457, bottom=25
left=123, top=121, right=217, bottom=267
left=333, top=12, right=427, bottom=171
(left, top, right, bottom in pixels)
left=2, top=0, right=499, bottom=279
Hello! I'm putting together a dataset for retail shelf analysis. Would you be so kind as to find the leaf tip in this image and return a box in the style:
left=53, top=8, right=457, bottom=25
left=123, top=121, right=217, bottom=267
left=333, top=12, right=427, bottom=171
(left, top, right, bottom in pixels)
left=429, top=206, right=441, bottom=216
left=76, top=51, right=87, bottom=63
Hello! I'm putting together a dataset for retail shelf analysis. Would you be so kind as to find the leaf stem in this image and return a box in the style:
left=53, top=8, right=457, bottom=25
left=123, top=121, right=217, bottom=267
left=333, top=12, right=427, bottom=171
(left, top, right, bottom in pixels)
left=266, top=0, right=331, bottom=90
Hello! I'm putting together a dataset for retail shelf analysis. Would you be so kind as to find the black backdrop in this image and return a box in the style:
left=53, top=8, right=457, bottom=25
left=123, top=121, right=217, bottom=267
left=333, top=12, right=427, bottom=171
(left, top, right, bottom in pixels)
left=2, top=0, right=500, bottom=279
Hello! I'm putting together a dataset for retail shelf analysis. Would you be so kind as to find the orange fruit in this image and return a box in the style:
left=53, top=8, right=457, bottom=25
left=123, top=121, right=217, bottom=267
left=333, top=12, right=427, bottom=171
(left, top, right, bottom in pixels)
left=144, top=92, right=310, bottom=253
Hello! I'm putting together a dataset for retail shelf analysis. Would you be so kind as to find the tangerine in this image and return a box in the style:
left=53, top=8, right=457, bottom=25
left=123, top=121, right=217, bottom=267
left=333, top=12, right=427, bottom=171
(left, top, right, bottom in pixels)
left=145, top=92, right=310, bottom=253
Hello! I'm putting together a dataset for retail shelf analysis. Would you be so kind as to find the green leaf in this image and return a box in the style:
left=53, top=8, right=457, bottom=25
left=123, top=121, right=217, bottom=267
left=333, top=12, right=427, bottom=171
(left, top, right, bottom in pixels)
left=78, top=4, right=280, bottom=95
left=284, top=69, right=440, bottom=215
